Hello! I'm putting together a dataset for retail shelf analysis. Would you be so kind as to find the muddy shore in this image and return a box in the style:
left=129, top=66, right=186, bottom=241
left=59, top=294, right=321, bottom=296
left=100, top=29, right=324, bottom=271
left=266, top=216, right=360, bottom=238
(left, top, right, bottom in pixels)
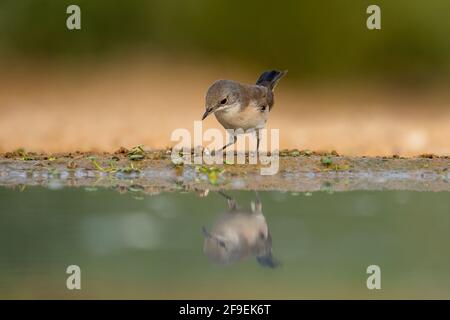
left=1, top=148, right=448, bottom=194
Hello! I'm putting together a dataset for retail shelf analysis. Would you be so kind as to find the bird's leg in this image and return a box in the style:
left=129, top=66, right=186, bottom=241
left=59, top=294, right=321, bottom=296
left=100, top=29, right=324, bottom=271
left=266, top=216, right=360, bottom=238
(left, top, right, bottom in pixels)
left=218, top=191, right=237, bottom=211
left=256, top=129, right=261, bottom=155
left=217, top=190, right=232, bottom=200
left=248, top=129, right=260, bottom=159
left=254, top=190, right=261, bottom=204
left=214, top=135, right=237, bottom=156
left=251, top=191, right=262, bottom=214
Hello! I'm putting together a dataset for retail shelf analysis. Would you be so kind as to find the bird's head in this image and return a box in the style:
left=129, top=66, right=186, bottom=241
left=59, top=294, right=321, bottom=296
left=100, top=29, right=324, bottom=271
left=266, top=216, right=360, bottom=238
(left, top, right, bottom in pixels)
left=202, top=226, right=241, bottom=265
left=202, top=80, right=241, bottom=120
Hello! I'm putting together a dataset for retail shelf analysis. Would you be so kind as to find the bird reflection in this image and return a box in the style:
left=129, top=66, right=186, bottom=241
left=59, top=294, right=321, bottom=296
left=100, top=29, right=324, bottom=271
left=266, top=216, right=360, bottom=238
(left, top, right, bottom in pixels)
left=202, top=191, right=279, bottom=268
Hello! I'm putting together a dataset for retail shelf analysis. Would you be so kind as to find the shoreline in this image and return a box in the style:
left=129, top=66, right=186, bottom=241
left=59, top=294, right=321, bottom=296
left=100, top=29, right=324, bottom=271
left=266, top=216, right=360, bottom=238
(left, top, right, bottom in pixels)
left=1, top=150, right=449, bottom=193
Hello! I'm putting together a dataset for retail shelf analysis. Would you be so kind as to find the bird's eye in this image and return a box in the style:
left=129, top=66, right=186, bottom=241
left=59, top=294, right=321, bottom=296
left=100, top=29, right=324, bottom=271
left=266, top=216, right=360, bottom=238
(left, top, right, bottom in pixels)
left=220, top=98, right=227, bottom=104
left=218, top=241, right=226, bottom=248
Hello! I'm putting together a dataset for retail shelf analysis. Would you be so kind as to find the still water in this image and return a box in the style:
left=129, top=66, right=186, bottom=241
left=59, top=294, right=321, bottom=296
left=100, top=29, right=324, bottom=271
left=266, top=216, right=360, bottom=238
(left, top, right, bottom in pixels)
left=0, top=187, right=449, bottom=299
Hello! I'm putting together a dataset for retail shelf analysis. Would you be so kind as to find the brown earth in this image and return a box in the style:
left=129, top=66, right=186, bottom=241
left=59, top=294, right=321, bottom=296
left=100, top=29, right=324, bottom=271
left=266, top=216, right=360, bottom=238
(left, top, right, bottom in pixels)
left=0, top=55, right=449, bottom=156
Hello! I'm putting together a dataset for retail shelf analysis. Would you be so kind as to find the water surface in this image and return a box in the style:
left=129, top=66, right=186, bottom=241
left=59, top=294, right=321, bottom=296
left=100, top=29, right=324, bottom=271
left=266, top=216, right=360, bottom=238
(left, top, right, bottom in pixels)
left=0, top=187, right=449, bottom=299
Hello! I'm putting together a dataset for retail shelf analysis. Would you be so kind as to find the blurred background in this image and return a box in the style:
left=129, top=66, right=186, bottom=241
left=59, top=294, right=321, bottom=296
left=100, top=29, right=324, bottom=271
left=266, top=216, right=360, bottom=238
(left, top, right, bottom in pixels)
left=0, top=0, right=449, bottom=155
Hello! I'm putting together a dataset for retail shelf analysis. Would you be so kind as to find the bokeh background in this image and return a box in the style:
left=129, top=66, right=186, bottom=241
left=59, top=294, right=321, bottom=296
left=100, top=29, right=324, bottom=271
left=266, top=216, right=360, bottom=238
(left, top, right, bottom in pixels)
left=0, top=0, right=449, bottom=155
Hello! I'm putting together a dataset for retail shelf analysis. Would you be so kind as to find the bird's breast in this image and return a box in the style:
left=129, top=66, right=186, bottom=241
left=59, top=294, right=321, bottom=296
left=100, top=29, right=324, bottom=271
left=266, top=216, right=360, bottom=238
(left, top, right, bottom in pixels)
left=215, top=103, right=268, bottom=131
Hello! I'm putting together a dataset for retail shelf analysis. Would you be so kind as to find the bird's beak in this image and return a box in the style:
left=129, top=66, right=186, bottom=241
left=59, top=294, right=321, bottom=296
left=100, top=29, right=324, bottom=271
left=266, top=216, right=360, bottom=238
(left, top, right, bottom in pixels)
left=202, top=226, right=212, bottom=238
left=202, top=108, right=212, bottom=120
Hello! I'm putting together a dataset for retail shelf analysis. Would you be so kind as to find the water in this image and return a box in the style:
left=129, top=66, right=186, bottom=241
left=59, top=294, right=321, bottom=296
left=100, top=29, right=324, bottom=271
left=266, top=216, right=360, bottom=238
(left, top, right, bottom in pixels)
left=0, top=187, right=449, bottom=299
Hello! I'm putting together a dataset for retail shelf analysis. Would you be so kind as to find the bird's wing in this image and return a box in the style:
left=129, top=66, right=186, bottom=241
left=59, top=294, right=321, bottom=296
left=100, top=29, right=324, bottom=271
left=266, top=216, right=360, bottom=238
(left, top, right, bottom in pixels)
left=243, top=85, right=273, bottom=111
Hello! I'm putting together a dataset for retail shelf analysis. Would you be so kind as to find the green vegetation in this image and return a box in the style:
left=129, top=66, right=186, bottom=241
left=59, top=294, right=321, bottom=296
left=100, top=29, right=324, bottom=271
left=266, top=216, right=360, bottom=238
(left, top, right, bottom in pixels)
left=197, top=165, right=224, bottom=185
left=1, top=0, right=449, bottom=81
left=88, top=156, right=141, bottom=174
left=127, top=145, right=146, bottom=161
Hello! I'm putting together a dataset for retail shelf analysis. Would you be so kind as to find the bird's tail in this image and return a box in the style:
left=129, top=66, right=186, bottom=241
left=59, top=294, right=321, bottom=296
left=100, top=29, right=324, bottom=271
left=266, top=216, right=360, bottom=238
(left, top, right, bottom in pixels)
left=256, top=252, right=281, bottom=268
left=255, top=70, right=287, bottom=91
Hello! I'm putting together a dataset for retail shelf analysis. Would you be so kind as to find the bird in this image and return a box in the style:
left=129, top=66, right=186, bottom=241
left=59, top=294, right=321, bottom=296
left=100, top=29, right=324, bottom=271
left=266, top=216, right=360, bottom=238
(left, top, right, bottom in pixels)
left=202, top=70, right=287, bottom=154
left=202, top=191, right=280, bottom=268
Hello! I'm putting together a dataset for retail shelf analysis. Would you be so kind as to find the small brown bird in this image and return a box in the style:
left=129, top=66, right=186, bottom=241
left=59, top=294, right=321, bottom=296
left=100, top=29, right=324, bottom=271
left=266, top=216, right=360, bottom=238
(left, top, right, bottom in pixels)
left=202, top=191, right=279, bottom=268
left=202, top=70, right=287, bottom=153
